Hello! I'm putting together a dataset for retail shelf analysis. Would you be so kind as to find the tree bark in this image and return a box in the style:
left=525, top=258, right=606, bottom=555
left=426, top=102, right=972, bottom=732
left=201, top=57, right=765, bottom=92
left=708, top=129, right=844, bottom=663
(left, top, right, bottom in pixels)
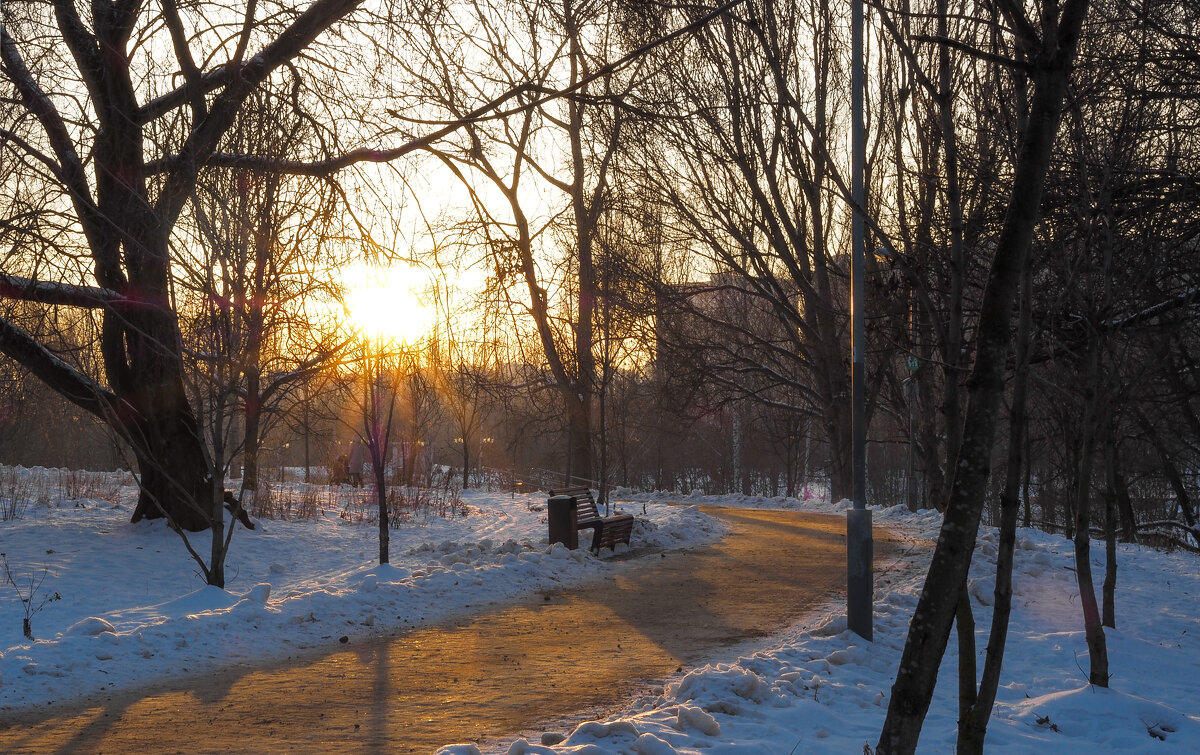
left=462, top=438, right=471, bottom=490
left=124, top=310, right=216, bottom=533
left=936, top=0, right=967, bottom=506
left=241, top=368, right=263, bottom=510
left=237, top=184, right=275, bottom=510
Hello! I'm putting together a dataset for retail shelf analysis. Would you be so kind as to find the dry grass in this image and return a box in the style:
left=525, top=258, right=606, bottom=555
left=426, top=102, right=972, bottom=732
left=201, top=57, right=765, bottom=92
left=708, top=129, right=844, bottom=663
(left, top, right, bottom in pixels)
left=247, top=483, right=337, bottom=521
left=0, top=467, right=33, bottom=521
left=0, top=467, right=127, bottom=521
left=248, top=466, right=464, bottom=526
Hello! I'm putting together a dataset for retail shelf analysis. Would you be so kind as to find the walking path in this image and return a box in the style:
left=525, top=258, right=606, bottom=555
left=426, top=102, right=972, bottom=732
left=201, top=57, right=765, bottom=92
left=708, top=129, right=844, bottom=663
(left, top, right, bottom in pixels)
left=0, top=507, right=901, bottom=753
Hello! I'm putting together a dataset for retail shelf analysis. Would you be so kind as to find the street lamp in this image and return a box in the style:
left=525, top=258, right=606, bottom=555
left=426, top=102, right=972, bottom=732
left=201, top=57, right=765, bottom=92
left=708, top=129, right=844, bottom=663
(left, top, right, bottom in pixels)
left=847, top=0, right=873, bottom=642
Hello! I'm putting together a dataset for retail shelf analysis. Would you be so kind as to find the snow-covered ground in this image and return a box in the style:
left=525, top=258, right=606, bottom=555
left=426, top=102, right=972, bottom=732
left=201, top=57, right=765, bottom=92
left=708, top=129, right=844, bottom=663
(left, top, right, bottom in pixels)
left=2, top=467, right=1198, bottom=753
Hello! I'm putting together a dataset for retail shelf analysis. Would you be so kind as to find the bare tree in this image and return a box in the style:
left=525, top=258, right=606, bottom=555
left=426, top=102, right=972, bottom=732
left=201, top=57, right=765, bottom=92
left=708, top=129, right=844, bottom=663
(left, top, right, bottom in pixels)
left=180, top=83, right=347, bottom=512
left=622, top=0, right=868, bottom=499
left=343, top=336, right=414, bottom=563
left=0, top=0, right=369, bottom=540
left=392, top=0, right=640, bottom=487
left=878, top=1, right=1092, bottom=751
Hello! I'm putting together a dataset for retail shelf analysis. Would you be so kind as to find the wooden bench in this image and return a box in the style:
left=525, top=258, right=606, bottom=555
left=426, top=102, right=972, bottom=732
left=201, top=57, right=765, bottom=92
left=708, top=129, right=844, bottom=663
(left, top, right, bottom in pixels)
left=548, top=486, right=635, bottom=553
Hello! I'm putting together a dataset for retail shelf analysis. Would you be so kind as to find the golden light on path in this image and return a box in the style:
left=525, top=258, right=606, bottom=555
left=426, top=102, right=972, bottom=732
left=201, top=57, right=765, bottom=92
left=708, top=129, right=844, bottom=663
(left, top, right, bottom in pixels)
left=0, top=510, right=908, bottom=753
left=342, top=262, right=436, bottom=346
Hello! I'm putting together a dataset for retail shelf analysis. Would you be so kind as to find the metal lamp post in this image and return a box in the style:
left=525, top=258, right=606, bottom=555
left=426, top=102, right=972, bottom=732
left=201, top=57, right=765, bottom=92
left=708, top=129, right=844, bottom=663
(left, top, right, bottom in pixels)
left=847, top=0, right=874, bottom=642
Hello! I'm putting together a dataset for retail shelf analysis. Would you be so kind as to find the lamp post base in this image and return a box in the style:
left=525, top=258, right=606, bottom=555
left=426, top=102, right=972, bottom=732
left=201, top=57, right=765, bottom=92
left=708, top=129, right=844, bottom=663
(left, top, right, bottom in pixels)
left=847, top=507, right=873, bottom=641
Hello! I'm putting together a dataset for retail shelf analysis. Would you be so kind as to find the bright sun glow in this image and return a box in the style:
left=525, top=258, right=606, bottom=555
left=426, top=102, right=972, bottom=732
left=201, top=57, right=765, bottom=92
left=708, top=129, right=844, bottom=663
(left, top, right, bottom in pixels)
left=342, top=263, right=437, bottom=346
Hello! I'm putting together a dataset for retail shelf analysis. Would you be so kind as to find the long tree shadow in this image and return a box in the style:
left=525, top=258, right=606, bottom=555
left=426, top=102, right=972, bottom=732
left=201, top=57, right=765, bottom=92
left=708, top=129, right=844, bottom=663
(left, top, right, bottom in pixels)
left=0, top=509, right=892, bottom=754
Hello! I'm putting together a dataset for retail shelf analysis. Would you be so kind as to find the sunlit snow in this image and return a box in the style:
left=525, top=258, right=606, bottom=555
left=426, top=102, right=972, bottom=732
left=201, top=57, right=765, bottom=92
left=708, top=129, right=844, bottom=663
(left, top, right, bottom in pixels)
left=1, top=467, right=1197, bottom=753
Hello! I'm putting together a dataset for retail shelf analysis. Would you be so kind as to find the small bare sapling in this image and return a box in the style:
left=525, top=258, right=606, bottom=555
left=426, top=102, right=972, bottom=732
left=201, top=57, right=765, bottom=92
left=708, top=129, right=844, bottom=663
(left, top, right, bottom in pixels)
left=2, top=553, right=61, bottom=640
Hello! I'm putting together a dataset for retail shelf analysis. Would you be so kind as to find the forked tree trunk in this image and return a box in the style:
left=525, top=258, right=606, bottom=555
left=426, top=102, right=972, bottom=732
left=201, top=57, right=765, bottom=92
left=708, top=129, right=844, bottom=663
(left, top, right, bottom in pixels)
left=957, top=250, right=1035, bottom=754
left=877, top=4, right=1090, bottom=749
left=1, top=0, right=362, bottom=538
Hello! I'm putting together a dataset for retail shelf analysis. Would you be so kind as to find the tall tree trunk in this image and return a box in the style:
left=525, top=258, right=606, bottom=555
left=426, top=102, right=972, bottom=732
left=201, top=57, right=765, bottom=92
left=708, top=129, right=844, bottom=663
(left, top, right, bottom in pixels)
left=208, top=443, right=228, bottom=589
left=462, top=438, right=471, bottom=490
left=877, top=5, right=1090, bottom=749
left=376, top=457, right=390, bottom=564
left=369, top=378, right=396, bottom=564
left=1072, top=354, right=1109, bottom=686
left=238, top=191, right=273, bottom=511
left=958, top=239, right=1035, bottom=754
left=955, top=587, right=977, bottom=728
left=240, top=368, right=262, bottom=509
left=1102, top=429, right=1119, bottom=629
left=936, top=0, right=967, bottom=502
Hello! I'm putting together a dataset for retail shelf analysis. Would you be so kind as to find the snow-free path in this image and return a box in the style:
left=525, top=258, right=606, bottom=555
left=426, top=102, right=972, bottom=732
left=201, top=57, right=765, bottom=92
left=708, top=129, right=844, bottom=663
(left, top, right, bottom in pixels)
left=0, top=507, right=904, bottom=753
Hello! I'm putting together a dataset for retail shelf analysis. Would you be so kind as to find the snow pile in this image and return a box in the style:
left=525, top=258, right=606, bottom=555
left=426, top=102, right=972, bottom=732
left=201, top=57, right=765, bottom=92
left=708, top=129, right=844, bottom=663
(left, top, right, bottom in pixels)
left=446, top=501, right=1200, bottom=754
left=0, top=475, right=723, bottom=712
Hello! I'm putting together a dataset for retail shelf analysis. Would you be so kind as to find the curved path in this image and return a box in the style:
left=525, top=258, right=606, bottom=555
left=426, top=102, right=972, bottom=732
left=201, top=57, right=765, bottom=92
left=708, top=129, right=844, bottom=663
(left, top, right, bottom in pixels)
left=0, top=507, right=902, bottom=754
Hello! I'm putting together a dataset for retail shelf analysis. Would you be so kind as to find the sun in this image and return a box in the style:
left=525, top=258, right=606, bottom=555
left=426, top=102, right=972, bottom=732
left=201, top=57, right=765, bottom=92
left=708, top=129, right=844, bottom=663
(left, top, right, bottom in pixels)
left=342, top=263, right=437, bottom=346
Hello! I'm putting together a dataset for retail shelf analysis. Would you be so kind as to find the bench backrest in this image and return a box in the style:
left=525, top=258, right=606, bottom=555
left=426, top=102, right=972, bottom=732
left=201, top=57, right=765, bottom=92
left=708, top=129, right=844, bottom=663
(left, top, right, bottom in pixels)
left=549, top=485, right=591, bottom=499
left=549, top=486, right=601, bottom=523
left=574, top=495, right=601, bottom=523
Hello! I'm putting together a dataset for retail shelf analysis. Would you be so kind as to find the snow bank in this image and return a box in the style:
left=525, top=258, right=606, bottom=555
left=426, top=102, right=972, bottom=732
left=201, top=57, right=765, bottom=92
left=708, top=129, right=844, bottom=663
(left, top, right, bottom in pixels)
left=0, top=480, right=723, bottom=712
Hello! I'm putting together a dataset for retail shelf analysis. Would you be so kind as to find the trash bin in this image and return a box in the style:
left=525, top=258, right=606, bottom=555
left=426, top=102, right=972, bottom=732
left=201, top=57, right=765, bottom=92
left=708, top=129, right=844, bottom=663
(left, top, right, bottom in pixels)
left=547, top=495, right=578, bottom=550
